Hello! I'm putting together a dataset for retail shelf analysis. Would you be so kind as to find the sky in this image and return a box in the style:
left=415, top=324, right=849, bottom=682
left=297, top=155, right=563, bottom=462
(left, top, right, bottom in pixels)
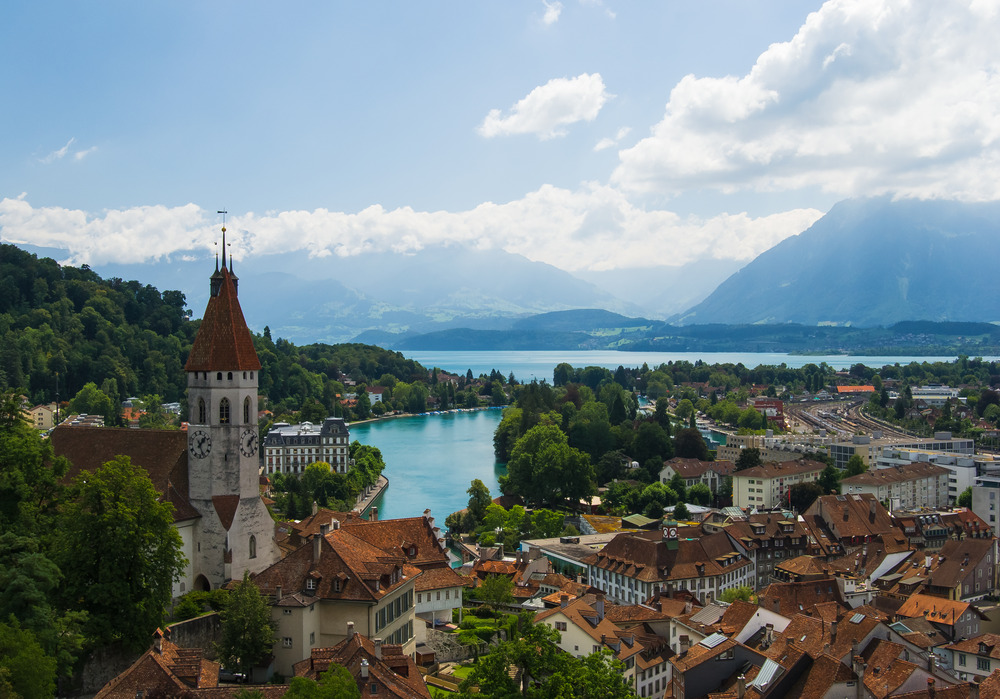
left=2, top=0, right=999, bottom=278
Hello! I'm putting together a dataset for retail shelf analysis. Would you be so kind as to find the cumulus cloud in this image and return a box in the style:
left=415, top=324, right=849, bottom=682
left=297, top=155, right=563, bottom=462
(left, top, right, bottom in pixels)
left=478, top=73, right=610, bottom=140
left=0, top=193, right=822, bottom=272
left=541, top=0, right=562, bottom=25
left=613, top=0, right=1000, bottom=201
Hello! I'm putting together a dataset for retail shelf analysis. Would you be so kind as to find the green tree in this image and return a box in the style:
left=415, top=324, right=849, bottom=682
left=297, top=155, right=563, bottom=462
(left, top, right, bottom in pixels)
left=674, top=428, right=709, bottom=460
left=467, top=479, right=492, bottom=525
left=475, top=574, right=514, bottom=616
left=688, top=483, right=712, bottom=506
left=789, top=482, right=824, bottom=513
left=719, top=586, right=754, bottom=603
left=958, top=487, right=973, bottom=508
left=818, top=464, right=842, bottom=496
left=54, top=455, right=186, bottom=650
left=845, top=454, right=867, bottom=477
left=632, top=422, right=673, bottom=467
left=503, top=424, right=594, bottom=506
left=676, top=398, right=695, bottom=421
left=69, top=382, right=114, bottom=422
left=673, top=502, right=691, bottom=520
left=0, top=618, right=57, bottom=699
left=283, top=663, right=361, bottom=699
left=735, top=447, right=762, bottom=471
left=218, top=571, right=277, bottom=680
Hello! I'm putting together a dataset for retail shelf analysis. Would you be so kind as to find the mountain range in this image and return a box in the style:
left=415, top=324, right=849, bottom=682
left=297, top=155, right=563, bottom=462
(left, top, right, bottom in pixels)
left=23, top=196, right=1000, bottom=350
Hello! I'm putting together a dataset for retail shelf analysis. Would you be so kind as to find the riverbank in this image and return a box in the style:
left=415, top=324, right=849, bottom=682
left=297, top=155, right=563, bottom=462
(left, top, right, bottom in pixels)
left=347, top=405, right=506, bottom=429
left=354, top=474, right=389, bottom=516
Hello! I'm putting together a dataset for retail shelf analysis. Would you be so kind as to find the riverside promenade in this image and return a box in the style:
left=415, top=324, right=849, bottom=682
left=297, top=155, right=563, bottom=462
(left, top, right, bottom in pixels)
left=354, top=474, right=388, bottom=516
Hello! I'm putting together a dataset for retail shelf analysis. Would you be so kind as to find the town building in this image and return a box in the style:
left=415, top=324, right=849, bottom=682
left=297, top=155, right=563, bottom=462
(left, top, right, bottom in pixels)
left=584, top=526, right=753, bottom=606
left=292, top=629, right=431, bottom=699
left=829, top=432, right=974, bottom=469
left=26, top=402, right=56, bottom=430
left=876, top=447, right=1000, bottom=505
left=250, top=518, right=420, bottom=676
left=659, top=457, right=733, bottom=496
left=732, top=459, right=825, bottom=509
left=973, top=475, right=1000, bottom=537
left=263, top=416, right=351, bottom=475
left=941, top=633, right=1000, bottom=683
left=723, top=514, right=816, bottom=589
left=840, top=462, right=951, bottom=511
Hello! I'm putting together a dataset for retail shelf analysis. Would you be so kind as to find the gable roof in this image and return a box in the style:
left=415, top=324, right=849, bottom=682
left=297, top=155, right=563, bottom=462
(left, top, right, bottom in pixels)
left=185, top=266, right=261, bottom=372
left=292, top=632, right=430, bottom=698
left=896, top=594, right=979, bottom=627
left=94, top=629, right=223, bottom=698
left=50, top=425, right=199, bottom=523
left=584, top=529, right=750, bottom=583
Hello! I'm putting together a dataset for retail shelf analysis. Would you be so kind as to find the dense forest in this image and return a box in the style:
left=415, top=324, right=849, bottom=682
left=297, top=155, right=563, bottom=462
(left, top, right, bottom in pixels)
left=0, top=244, right=451, bottom=423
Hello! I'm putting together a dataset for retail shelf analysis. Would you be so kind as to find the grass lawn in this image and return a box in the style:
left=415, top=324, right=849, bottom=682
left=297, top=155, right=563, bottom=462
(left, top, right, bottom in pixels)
left=450, top=664, right=474, bottom=680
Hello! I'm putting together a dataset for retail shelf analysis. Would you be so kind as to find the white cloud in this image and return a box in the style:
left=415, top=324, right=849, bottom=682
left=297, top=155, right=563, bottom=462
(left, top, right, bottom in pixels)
left=74, top=146, right=98, bottom=161
left=594, top=126, right=631, bottom=152
left=478, top=73, right=611, bottom=140
left=0, top=193, right=822, bottom=273
left=613, top=0, right=1000, bottom=201
left=40, top=138, right=75, bottom=164
left=541, top=0, right=562, bottom=25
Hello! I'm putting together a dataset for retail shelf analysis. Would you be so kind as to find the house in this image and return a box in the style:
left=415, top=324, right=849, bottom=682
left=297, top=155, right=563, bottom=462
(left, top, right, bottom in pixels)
left=841, top=462, right=951, bottom=511
left=94, top=628, right=289, bottom=698
left=669, top=634, right=767, bottom=699
left=26, top=402, right=56, bottom=430
left=942, top=633, right=1000, bottom=683
left=536, top=593, right=673, bottom=698
left=895, top=594, right=986, bottom=642
left=732, top=459, right=826, bottom=509
left=250, top=517, right=421, bottom=676
left=584, top=526, right=753, bottom=607
left=292, top=628, right=430, bottom=699
left=659, top=457, right=734, bottom=496
left=801, top=493, right=901, bottom=556
left=414, top=567, right=467, bottom=628
left=920, top=538, right=998, bottom=602
left=262, top=416, right=351, bottom=476
left=723, top=513, right=816, bottom=589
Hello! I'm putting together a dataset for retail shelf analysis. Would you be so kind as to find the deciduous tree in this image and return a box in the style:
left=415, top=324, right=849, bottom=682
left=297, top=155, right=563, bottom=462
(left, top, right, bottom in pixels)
left=218, top=571, right=276, bottom=680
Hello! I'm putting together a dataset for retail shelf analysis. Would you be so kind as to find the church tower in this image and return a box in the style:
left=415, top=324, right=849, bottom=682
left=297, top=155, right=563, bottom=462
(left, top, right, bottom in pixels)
left=184, top=228, right=276, bottom=589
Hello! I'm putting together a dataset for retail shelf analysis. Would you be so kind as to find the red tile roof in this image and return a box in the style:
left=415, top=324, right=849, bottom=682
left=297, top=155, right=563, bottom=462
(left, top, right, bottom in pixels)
left=293, top=632, right=430, bottom=698
left=94, top=629, right=224, bottom=698
left=185, top=266, right=261, bottom=372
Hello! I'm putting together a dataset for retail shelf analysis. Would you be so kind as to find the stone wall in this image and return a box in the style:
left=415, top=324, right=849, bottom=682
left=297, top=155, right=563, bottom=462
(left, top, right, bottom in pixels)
left=168, top=613, right=222, bottom=659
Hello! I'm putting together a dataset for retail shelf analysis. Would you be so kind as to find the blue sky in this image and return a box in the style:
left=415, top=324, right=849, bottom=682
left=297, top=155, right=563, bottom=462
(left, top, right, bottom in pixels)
left=2, top=0, right=998, bottom=278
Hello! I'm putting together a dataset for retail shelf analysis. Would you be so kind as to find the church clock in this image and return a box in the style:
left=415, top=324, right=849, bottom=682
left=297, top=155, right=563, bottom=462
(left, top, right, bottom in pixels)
left=240, top=428, right=258, bottom=457
left=189, top=429, right=212, bottom=459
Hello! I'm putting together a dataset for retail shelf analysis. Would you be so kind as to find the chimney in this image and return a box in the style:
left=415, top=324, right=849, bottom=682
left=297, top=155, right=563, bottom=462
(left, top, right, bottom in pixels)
left=312, top=500, right=318, bottom=516
left=332, top=517, right=340, bottom=531
left=679, top=635, right=690, bottom=654
left=927, top=678, right=935, bottom=698
left=360, top=658, right=369, bottom=679
left=830, top=620, right=838, bottom=640
left=370, top=506, right=378, bottom=522
left=684, top=599, right=693, bottom=614
left=276, top=585, right=283, bottom=601
left=498, top=543, right=504, bottom=559
left=595, top=593, right=605, bottom=621
left=560, top=593, right=569, bottom=609
left=737, top=675, right=746, bottom=699
left=843, top=508, right=849, bottom=522
left=765, top=623, right=774, bottom=645
left=374, top=638, right=383, bottom=660
left=668, top=585, right=675, bottom=599
left=153, top=629, right=163, bottom=654
left=313, top=534, right=322, bottom=562
left=348, top=621, right=355, bottom=638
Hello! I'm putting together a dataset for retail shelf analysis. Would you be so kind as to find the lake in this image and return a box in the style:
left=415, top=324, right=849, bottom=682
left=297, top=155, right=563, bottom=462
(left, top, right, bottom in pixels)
left=404, top=350, right=993, bottom=383
left=351, top=408, right=506, bottom=521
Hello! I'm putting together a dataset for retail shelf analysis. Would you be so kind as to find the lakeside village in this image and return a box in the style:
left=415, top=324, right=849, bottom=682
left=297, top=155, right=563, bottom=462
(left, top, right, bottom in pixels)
left=7, top=253, right=1000, bottom=698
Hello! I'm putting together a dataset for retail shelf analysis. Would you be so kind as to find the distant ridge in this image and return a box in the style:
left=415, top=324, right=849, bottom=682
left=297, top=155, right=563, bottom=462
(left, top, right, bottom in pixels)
left=675, top=197, right=1000, bottom=327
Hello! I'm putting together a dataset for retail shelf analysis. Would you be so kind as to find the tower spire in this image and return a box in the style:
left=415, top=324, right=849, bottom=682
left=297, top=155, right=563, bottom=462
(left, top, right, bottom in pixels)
left=210, top=210, right=228, bottom=297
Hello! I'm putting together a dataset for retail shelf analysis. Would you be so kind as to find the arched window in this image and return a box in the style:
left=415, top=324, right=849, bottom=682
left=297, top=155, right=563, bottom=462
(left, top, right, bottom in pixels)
left=227, top=371, right=233, bottom=380
left=217, top=372, right=223, bottom=381
left=249, top=535, right=257, bottom=559
left=243, top=372, right=247, bottom=380
left=250, top=371, right=254, bottom=380
left=219, top=398, right=230, bottom=424
left=244, top=396, right=251, bottom=424
left=198, top=398, right=206, bottom=424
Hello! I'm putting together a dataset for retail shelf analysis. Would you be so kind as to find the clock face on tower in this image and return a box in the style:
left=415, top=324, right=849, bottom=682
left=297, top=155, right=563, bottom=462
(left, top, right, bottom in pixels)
left=240, top=428, right=258, bottom=457
left=189, top=429, right=212, bottom=459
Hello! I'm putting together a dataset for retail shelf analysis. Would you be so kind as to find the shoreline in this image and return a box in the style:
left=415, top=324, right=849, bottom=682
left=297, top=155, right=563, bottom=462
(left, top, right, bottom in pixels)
left=347, top=405, right=506, bottom=429
left=354, top=474, right=389, bottom=516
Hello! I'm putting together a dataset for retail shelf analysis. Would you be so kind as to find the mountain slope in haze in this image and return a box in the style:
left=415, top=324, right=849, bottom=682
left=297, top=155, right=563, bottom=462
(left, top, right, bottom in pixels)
left=676, top=198, right=1000, bottom=327
left=92, top=245, right=648, bottom=344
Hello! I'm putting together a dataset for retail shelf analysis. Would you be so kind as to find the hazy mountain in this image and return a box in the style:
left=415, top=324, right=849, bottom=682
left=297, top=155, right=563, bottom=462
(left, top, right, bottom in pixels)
left=89, top=244, right=649, bottom=344
left=675, top=198, right=1000, bottom=327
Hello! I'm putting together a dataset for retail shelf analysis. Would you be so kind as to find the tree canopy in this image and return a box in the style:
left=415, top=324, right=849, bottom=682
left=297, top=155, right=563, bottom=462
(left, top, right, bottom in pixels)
left=218, top=571, right=276, bottom=679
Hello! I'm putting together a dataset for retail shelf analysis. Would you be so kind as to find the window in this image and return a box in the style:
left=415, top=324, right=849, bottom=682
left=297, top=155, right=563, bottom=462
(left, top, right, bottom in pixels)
left=369, top=683, right=378, bottom=695
left=978, top=657, right=990, bottom=671
left=217, top=372, right=223, bottom=381
left=417, top=593, right=422, bottom=603
left=198, top=398, right=206, bottom=424
left=283, top=609, right=292, bottom=616
left=227, top=371, right=233, bottom=380
left=219, top=398, right=230, bottom=424
left=283, top=637, right=293, bottom=648
left=310, top=632, right=315, bottom=645
left=555, top=621, right=567, bottom=631
left=244, top=397, right=251, bottom=424
left=959, top=654, right=967, bottom=667
left=306, top=578, right=317, bottom=591
left=249, top=535, right=256, bottom=559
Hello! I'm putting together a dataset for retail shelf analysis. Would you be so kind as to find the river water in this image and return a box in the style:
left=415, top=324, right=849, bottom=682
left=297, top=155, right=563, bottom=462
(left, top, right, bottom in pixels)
left=404, top=350, right=992, bottom=384
left=353, top=350, right=998, bottom=520
left=351, top=409, right=506, bottom=521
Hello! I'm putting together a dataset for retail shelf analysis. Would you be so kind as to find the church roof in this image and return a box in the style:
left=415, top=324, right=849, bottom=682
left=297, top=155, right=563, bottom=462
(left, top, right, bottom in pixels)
left=185, top=266, right=261, bottom=372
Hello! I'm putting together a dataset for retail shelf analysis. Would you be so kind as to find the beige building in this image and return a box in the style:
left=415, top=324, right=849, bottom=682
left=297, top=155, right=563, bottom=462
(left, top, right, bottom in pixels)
left=251, top=520, right=420, bottom=676
left=840, top=462, right=951, bottom=510
left=27, top=403, right=57, bottom=430
left=733, top=459, right=825, bottom=509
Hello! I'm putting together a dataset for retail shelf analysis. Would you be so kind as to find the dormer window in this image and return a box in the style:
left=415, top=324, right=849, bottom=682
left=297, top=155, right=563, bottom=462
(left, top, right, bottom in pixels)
left=306, top=578, right=317, bottom=592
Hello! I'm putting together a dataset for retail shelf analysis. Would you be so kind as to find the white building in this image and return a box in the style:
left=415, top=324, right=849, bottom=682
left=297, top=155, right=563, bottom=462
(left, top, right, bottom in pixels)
left=841, top=462, right=951, bottom=510
left=263, top=417, right=351, bottom=475
left=732, top=459, right=825, bottom=510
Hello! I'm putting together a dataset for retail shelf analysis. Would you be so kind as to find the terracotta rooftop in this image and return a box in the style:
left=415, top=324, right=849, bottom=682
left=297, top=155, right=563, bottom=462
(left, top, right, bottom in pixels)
left=840, top=462, right=949, bottom=487
left=50, top=425, right=199, bottom=523
left=943, top=633, right=1000, bottom=659
left=757, top=580, right=845, bottom=618
left=663, top=457, right=734, bottom=478
left=94, top=629, right=224, bottom=698
left=584, top=529, right=750, bottom=583
left=733, top=459, right=825, bottom=480
left=896, top=594, right=978, bottom=627
left=185, top=266, right=261, bottom=372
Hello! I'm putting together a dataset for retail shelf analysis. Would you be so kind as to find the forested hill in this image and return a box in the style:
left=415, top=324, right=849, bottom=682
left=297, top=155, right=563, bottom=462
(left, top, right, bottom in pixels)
left=0, top=244, right=427, bottom=414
